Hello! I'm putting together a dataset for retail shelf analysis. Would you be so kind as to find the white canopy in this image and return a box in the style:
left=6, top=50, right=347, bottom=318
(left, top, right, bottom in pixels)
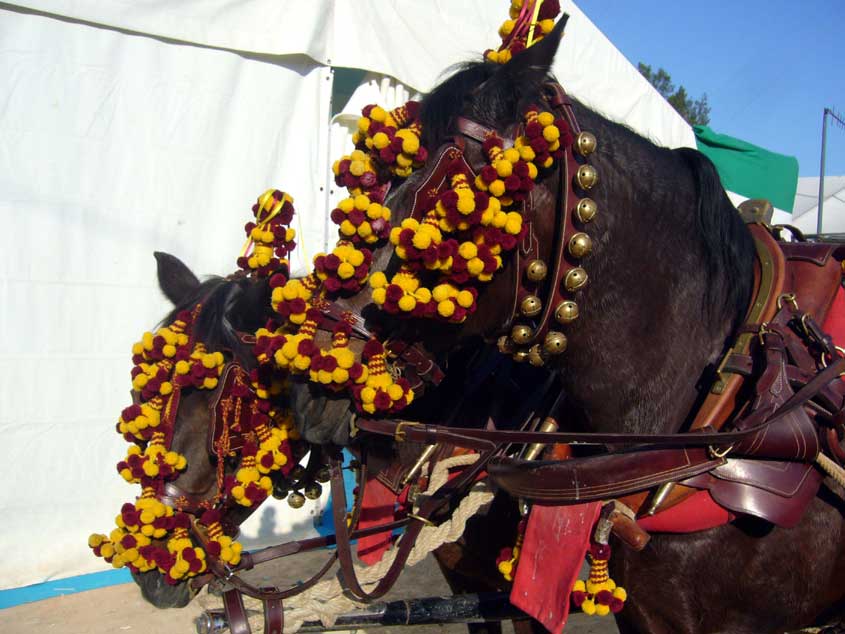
left=0, top=1, right=694, bottom=589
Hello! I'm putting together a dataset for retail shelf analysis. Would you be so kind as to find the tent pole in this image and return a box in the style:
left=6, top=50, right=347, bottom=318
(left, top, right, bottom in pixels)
left=817, top=108, right=829, bottom=236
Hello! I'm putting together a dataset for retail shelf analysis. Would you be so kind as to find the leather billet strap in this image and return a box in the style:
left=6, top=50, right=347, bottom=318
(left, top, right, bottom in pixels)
left=357, top=355, right=845, bottom=456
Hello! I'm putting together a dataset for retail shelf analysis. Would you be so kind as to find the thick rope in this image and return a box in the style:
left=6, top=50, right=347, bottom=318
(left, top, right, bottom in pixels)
left=199, top=453, right=493, bottom=633
left=817, top=453, right=845, bottom=489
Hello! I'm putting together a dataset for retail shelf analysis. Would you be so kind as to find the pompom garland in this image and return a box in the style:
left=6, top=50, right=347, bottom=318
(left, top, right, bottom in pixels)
left=485, top=0, right=562, bottom=64
left=352, top=103, right=427, bottom=178
left=496, top=518, right=527, bottom=581
left=91, top=299, right=302, bottom=585
left=237, top=189, right=297, bottom=278
left=571, top=543, right=627, bottom=616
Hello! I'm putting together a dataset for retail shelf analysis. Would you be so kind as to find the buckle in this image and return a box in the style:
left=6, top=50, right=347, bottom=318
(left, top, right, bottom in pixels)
left=394, top=421, right=422, bottom=442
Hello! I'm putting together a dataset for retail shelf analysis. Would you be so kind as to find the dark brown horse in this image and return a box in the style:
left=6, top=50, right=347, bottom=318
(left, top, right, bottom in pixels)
left=283, top=20, right=845, bottom=634
left=128, top=20, right=845, bottom=634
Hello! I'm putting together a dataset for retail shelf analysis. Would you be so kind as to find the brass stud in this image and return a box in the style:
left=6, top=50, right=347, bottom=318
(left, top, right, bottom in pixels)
left=512, top=349, right=530, bottom=363
left=498, top=336, right=515, bottom=354
left=568, top=232, right=593, bottom=258
left=575, top=198, right=597, bottom=223
left=554, top=301, right=579, bottom=324
left=287, top=492, right=306, bottom=509
left=528, top=345, right=545, bottom=367
left=564, top=267, right=588, bottom=292
left=526, top=259, right=548, bottom=282
left=575, top=165, right=598, bottom=190
left=304, top=482, right=323, bottom=500
left=544, top=331, right=568, bottom=355
left=511, top=324, right=534, bottom=345
left=575, top=131, right=597, bottom=156
left=520, top=295, right=543, bottom=318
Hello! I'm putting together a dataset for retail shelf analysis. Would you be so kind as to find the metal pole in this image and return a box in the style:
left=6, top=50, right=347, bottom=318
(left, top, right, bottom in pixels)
left=817, top=108, right=830, bottom=236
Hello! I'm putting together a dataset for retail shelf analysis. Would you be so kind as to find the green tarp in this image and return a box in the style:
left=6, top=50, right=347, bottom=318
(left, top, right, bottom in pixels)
left=694, top=125, right=799, bottom=212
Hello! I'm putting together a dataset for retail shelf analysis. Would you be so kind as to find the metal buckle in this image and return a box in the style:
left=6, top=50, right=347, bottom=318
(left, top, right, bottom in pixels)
left=394, top=421, right=422, bottom=442
left=777, top=292, right=798, bottom=311
left=708, top=443, right=735, bottom=460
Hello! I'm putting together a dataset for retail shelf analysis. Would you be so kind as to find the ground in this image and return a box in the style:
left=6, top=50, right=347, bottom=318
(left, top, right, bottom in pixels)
left=0, top=553, right=619, bottom=634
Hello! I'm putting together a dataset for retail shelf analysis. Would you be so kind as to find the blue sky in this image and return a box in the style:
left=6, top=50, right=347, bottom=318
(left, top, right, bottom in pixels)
left=577, top=0, right=845, bottom=176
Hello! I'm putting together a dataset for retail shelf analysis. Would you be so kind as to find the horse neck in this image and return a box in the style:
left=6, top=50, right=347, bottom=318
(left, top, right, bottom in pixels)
left=548, top=104, right=754, bottom=435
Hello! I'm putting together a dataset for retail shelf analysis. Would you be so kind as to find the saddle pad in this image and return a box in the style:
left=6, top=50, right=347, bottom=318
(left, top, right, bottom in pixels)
left=823, top=285, right=845, bottom=344
left=637, top=490, right=733, bottom=533
left=511, top=502, right=601, bottom=634
left=357, top=477, right=397, bottom=565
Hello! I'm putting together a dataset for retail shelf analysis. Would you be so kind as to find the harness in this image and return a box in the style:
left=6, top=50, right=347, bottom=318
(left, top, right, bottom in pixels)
left=183, top=83, right=845, bottom=633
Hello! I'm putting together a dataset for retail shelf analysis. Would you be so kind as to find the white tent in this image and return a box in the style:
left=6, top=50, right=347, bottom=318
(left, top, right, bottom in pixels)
left=0, top=1, right=694, bottom=590
left=770, top=176, right=845, bottom=234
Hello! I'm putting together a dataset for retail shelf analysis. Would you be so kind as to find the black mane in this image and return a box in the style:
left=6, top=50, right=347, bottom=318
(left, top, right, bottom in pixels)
left=161, top=275, right=272, bottom=362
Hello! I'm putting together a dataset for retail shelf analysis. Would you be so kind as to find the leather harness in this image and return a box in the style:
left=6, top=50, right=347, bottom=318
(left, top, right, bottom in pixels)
left=183, top=81, right=845, bottom=632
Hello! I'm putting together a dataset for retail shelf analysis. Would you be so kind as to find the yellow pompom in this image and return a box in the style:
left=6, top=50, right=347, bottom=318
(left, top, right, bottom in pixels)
left=398, top=295, right=416, bottom=312
left=582, top=599, right=597, bottom=616
left=339, top=220, right=357, bottom=237
left=495, top=160, right=513, bottom=178
left=613, top=587, right=627, bottom=601
left=543, top=125, right=560, bottom=142
left=432, top=284, right=453, bottom=303
left=537, top=112, right=555, bottom=127
left=456, top=290, right=474, bottom=308
left=437, top=300, right=455, bottom=318
left=349, top=160, right=365, bottom=177
left=412, top=231, right=432, bottom=250
left=372, top=132, right=390, bottom=150
left=503, top=147, right=520, bottom=163
left=372, top=288, right=387, bottom=304
left=595, top=604, right=610, bottom=616
left=489, top=180, right=506, bottom=197
left=458, top=242, right=478, bottom=260
left=370, top=106, right=386, bottom=122
left=467, top=258, right=485, bottom=276
left=337, top=262, right=355, bottom=279
left=400, top=133, right=419, bottom=154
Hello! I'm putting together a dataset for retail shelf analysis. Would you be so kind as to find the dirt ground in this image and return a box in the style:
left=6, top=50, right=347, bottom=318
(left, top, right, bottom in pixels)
left=0, top=553, right=618, bottom=634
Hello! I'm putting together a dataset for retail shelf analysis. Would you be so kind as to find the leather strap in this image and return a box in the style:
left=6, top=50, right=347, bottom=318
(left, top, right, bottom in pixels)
left=223, top=588, right=252, bottom=634
left=262, top=592, right=284, bottom=634
left=331, top=448, right=493, bottom=602
left=356, top=357, right=845, bottom=453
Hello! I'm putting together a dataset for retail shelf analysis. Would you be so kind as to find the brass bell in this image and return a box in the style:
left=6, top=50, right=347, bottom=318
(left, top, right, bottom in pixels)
left=304, top=482, right=323, bottom=500
left=544, top=331, right=568, bottom=355
left=315, top=467, right=331, bottom=483
left=554, top=300, right=579, bottom=324
left=575, top=198, right=597, bottom=223
left=564, top=267, right=588, bottom=292
left=575, top=165, right=598, bottom=190
left=526, top=259, right=548, bottom=282
left=511, top=324, right=534, bottom=345
left=568, top=233, right=592, bottom=258
left=528, top=345, right=545, bottom=367
left=287, top=491, right=306, bottom=509
left=512, top=349, right=530, bottom=363
left=575, top=131, right=597, bottom=156
left=520, top=295, right=542, bottom=318
left=290, top=465, right=306, bottom=481
left=272, top=483, right=289, bottom=500
left=498, top=336, right=515, bottom=354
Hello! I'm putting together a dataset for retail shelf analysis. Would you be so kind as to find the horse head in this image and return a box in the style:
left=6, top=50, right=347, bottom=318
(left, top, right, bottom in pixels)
left=290, top=15, right=755, bottom=448
left=123, top=252, right=286, bottom=608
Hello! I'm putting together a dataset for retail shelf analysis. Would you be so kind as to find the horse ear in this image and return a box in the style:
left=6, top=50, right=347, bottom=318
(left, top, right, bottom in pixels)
left=487, top=15, right=569, bottom=92
left=154, top=251, right=200, bottom=305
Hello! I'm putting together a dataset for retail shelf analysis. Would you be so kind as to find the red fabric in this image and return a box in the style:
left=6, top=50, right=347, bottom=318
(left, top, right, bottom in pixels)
left=356, top=477, right=397, bottom=565
left=637, top=490, right=734, bottom=533
left=510, top=502, right=601, bottom=634
left=823, top=285, right=845, bottom=345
